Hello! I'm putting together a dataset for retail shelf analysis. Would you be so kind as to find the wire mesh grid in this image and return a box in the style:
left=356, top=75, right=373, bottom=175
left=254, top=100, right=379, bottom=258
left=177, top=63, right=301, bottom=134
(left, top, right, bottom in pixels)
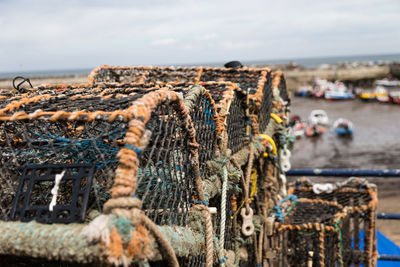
left=90, top=66, right=201, bottom=85
left=0, top=83, right=162, bottom=110
left=0, top=94, right=144, bottom=116
left=284, top=200, right=342, bottom=225
left=0, top=117, right=128, bottom=221
left=277, top=74, right=290, bottom=104
left=272, top=199, right=345, bottom=267
left=258, top=72, right=273, bottom=132
left=184, top=88, right=218, bottom=172
left=136, top=102, right=197, bottom=226
left=199, top=68, right=264, bottom=93
left=171, top=81, right=250, bottom=155
left=283, top=227, right=339, bottom=267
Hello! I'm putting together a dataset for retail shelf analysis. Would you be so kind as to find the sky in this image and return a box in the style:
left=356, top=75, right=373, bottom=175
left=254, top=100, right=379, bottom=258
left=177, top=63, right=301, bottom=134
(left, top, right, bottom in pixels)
left=0, top=0, right=399, bottom=72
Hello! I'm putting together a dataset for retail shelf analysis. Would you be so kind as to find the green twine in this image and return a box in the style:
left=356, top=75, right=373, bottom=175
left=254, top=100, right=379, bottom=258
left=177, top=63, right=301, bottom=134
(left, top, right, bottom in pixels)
left=334, top=218, right=343, bottom=267
left=111, top=216, right=135, bottom=244
left=284, top=200, right=297, bottom=218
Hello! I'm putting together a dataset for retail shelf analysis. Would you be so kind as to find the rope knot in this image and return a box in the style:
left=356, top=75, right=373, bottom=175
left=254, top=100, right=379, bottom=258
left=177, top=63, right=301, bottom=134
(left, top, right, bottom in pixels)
left=103, top=197, right=143, bottom=215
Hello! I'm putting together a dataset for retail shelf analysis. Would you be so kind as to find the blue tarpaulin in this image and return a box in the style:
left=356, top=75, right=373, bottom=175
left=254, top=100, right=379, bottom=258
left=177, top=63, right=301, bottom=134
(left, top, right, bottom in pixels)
left=354, top=230, right=400, bottom=266
left=376, top=231, right=400, bottom=267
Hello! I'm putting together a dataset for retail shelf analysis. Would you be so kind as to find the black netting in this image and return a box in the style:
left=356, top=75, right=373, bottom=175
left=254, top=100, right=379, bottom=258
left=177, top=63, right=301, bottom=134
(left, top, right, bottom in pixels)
left=136, top=103, right=196, bottom=226
left=284, top=228, right=339, bottom=267
left=284, top=201, right=341, bottom=225
left=93, top=68, right=145, bottom=84
left=239, top=242, right=258, bottom=267
left=173, top=82, right=249, bottom=155
left=288, top=179, right=377, bottom=266
left=151, top=254, right=206, bottom=267
left=0, top=84, right=160, bottom=110
left=92, top=67, right=200, bottom=84
left=1, top=95, right=144, bottom=115
left=278, top=75, right=290, bottom=103
left=258, top=72, right=273, bottom=132
left=201, top=83, right=228, bottom=102
left=189, top=93, right=217, bottom=171
left=209, top=190, right=235, bottom=252
left=226, top=94, right=249, bottom=154
left=275, top=200, right=343, bottom=267
left=0, top=118, right=127, bottom=221
left=200, top=68, right=263, bottom=93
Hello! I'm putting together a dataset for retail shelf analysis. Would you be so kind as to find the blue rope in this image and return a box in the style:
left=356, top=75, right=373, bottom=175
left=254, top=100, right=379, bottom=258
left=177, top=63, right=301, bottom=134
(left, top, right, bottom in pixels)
left=124, top=143, right=142, bottom=154
left=14, top=131, right=124, bottom=169
left=273, top=195, right=298, bottom=222
left=219, top=256, right=227, bottom=263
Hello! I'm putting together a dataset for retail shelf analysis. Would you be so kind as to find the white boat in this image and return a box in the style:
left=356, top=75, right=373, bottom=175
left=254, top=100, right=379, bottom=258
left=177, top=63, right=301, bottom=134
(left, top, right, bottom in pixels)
left=308, top=110, right=329, bottom=126
left=374, top=86, right=390, bottom=103
left=333, top=118, right=354, bottom=136
left=324, top=81, right=354, bottom=100
left=375, top=79, right=400, bottom=87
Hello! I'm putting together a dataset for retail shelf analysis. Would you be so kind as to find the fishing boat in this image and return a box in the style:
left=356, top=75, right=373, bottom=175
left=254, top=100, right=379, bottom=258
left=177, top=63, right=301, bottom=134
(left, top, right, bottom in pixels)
left=289, top=115, right=305, bottom=138
left=375, top=78, right=400, bottom=87
left=358, top=90, right=376, bottom=101
left=375, top=86, right=390, bottom=103
left=324, top=81, right=354, bottom=100
left=290, top=121, right=306, bottom=138
left=305, top=123, right=325, bottom=137
left=308, top=109, right=329, bottom=126
left=295, top=85, right=313, bottom=97
left=312, top=78, right=328, bottom=98
left=333, top=118, right=354, bottom=136
left=289, top=114, right=301, bottom=126
left=389, top=91, right=400, bottom=104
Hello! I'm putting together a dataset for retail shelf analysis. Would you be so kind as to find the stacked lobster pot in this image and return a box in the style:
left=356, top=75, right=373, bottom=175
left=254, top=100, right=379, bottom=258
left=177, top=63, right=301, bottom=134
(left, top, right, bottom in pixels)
left=0, top=64, right=295, bottom=267
left=287, top=178, right=378, bottom=267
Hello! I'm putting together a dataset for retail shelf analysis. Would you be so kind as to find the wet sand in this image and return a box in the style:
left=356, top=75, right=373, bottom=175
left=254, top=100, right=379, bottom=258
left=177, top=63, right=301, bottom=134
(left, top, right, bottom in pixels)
left=290, top=97, right=400, bottom=244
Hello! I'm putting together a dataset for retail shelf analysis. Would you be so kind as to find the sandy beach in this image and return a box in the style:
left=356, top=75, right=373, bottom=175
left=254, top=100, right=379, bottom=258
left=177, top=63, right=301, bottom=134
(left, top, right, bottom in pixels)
left=0, top=75, right=88, bottom=90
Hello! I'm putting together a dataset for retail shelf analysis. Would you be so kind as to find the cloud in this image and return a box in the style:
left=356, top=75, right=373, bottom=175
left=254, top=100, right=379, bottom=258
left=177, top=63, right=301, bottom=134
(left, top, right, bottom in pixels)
left=0, top=0, right=399, bottom=72
left=221, top=41, right=263, bottom=50
left=150, top=38, right=178, bottom=46
left=198, top=33, right=218, bottom=41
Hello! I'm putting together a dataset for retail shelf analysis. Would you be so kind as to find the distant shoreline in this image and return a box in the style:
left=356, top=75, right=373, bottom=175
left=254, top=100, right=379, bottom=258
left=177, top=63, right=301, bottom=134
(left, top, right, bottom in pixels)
left=1, top=53, right=399, bottom=80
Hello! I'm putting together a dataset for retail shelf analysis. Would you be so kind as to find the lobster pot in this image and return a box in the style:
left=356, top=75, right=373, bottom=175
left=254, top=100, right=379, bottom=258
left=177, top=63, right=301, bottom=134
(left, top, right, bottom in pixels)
left=0, top=94, right=155, bottom=223
left=204, top=82, right=250, bottom=154
left=89, top=66, right=201, bottom=85
left=288, top=178, right=378, bottom=267
left=270, top=199, right=346, bottom=267
left=0, top=90, right=210, bottom=266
